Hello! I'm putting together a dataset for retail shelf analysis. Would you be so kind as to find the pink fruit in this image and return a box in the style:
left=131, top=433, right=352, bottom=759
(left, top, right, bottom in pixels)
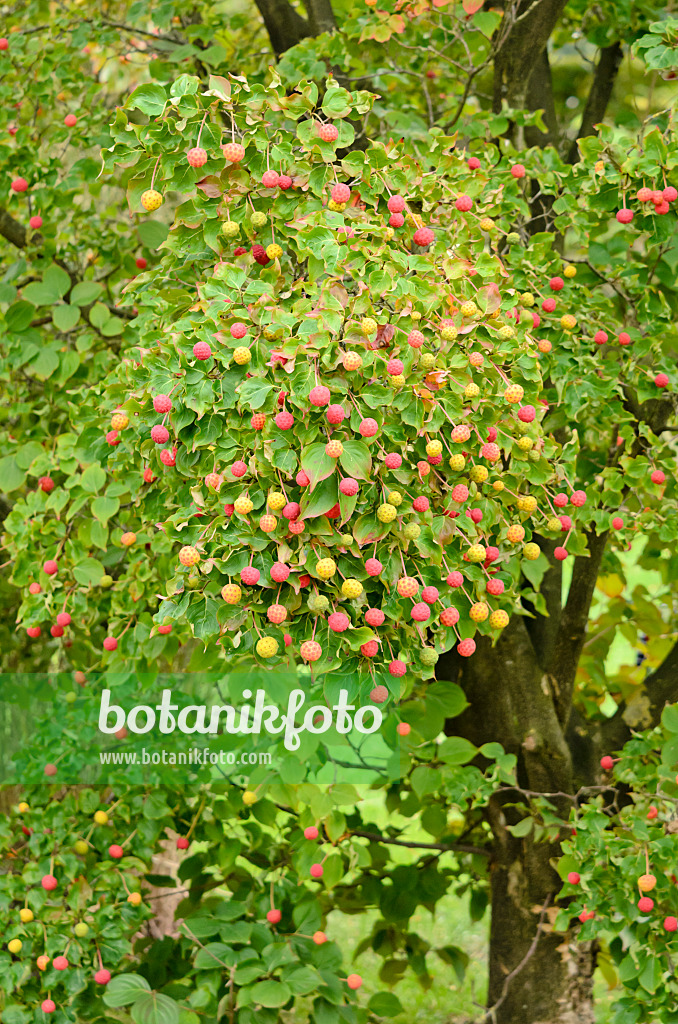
left=567, top=872, right=580, bottom=885
left=467, top=157, right=481, bottom=170
left=27, top=625, right=41, bottom=638
left=327, top=404, right=345, bottom=424
left=29, top=215, right=44, bottom=231
left=136, top=256, right=147, bottom=269
left=231, top=460, right=247, bottom=477
left=29, top=583, right=41, bottom=594
left=42, top=1000, right=56, bottom=1013
left=655, top=372, right=669, bottom=388
left=365, top=608, right=385, bottom=626
left=542, top=297, right=556, bottom=313
left=570, top=490, right=586, bottom=507
left=38, top=475, right=54, bottom=492
left=95, top=969, right=112, bottom=984
left=413, top=226, right=434, bottom=246
left=310, top=863, right=324, bottom=878
left=160, top=448, right=176, bottom=467
left=389, top=212, right=404, bottom=228
left=241, top=567, right=261, bottom=585
left=193, top=341, right=212, bottom=360
left=42, top=874, right=58, bottom=890
left=361, top=640, right=379, bottom=657
left=389, top=660, right=406, bottom=677
left=347, top=974, right=362, bottom=990
left=486, top=579, right=504, bottom=596
left=283, top=501, right=300, bottom=520
left=187, top=147, right=207, bottom=167
left=384, top=452, right=402, bottom=468
left=594, top=330, right=608, bottom=345
left=554, top=547, right=568, bottom=561
left=370, top=684, right=388, bottom=703
left=411, top=602, right=430, bottom=622
left=310, top=385, right=330, bottom=406
left=106, top=430, right=119, bottom=446
left=421, top=586, right=439, bottom=604
left=455, top=195, right=473, bottom=212
left=387, top=358, right=403, bottom=376
left=600, top=755, right=614, bottom=771
left=332, top=183, right=351, bottom=203
left=359, top=417, right=378, bottom=438
left=153, top=394, right=172, bottom=414
left=619, top=332, right=631, bottom=346
left=267, top=908, right=282, bottom=924
left=365, top=558, right=382, bottom=576
left=408, top=329, right=424, bottom=348
left=43, top=559, right=58, bottom=575
left=279, top=175, right=292, bottom=189
left=638, top=897, right=654, bottom=913
left=510, top=164, right=525, bottom=178
left=440, top=607, right=459, bottom=627
left=262, top=170, right=280, bottom=188
left=56, top=612, right=71, bottom=627
left=665, top=917, right=678, bottom=932
left=51, top=624, right=64, bottom=638
left=457, top=638, right=476, bottom=657
left=108, top=844, right=124, bottom=859
left=447, top=571, right=463, bottom=587
left=553, top=493, right=568, bottom=508
left=275, top=411, right=294, bottom=429
left=271, top=562, right=290, bottom=582
left=611, top=516, right=624, bottom=530
left=316, top=123, right=338, bottom=142
left=651, top=469, right=666, bottom=484
left=616, top=208, right=633, bottom=224
left=151, top=424, right=169, bottom=444
left=304, top=825, right=319, bottom=840
left=451, top=484, right=469, bottom=504
left=412, top=496, right=429, bottom=512
left=328, top=612, right=350, bottom=633
left=663, top=186, right=677, bottom=202
left=388, top=195, right=405, bottom=213
left=339, top=478, right=359, bottom=496
left=103, top=637, right=117, bottom=651
left=518, top=405, right=535, bottom=423
left=231, top=321, right=247, bottom=339
left=53, top=956, right=69, bottom=970
left=11, top=177, right=28, bottom=192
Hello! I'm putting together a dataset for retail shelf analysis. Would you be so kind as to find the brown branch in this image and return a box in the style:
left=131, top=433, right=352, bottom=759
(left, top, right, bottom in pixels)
left=0, top=207, right=28, bottom=249
left=568, top=42, right=623, bottom=163
left=301, top=0, right=337, bottom=35
left=253, top=0, right=310, bottom=56
left=351, top=829, right=490, bottom=857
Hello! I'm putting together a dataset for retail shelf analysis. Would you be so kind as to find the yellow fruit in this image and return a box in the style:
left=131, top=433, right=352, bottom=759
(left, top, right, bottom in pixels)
left=517, top=495, right=537, bottom=514
left=343, top=351, right=362, bottom=371
left=504, top=384, right=524, bottom=403
left=361, top=317, right=377, bottom=336
left=342, top=578, right=363, bottom=599
left=268, top=491, right=286, bottom=511
left=377, top=503, right=397, bottom=523
left=464, top=382, right=480, bottom=400
left=507, top=524, right=525, bottom=543
left=638, top=873, right=656, bottom=893
left=449, top=454, right=466, bottom=471
left=538, top=338, right=552, bottom=353
left=492, top=481, right=505, bottom=492
left=489, top=610, right=509, bottom=629
left=564, top=264, right=576, bottom=278
left=479, top=217, right=495, bottom=231
left=469, top=465, right=488, bottom=484
left=111, top=413, right=128, bottom=430
left=233, top=347, right=251, bottom=365
left=179, top=545, right=200, bottom=567
left=523, top=543, right=540, bottom=560
left=74, top=922, right=89, bottom=937
left=8, top=939, right=22, bottom=954
left=426, top=440, right=442, bottom=457
left=516, top=436, right=534, bottom=451
left=499, top=325, right=515, bottom=340
left=256, top=636, right=279, bottom=658
left=37, top=955, right=50, bottom=970
left=259, top=514, right=277, bottom=532
left=328, top=199, right=346, bottom=212
left=411, top=311, right=421, bottom=321
left=316, top=558, right=337, bottom=580
left=560, top=314, right=577, bottom=330
left=141, top=189, right=163, bottom=212
left=74, top=840, right=88, bottom=855
left=221, top=583, right=241, bottom=604
left=440, top=325, right=458, bottom=341
left=93, top=810, right=109, bottom=825
left=326, top=440, right=343, bottom=458
left=234, top=495, right=253, bottom=515
left=221, top=220, right=240, bottom=237
left=18, top=802, right=29, bottom=813
left=266, top=243, right=283, bottom=260
left=420, top=353, right=436, bottom=370
left=470, top=602, right=489, bottom=622
left=127, top=892, right=142, bottom=906
left=19, top=908, right=34, bottom=923
left=404, top=524, right=420, bottom=539
left=384, top=227, right=395, bottom=241
left=242, top=790, right=257, bottom=806
left=387, top=491, right=403, bottom=506
left=547, top=517, right=561, bottom=532
left=520, top=293, right=534, bottom=307
left=390, top=374, right=406, bottom=388
left=595, top=160, right=605, bottom=172
left=467, top=544, right=486, bottom=563
left=460, top=301, right=478, bottom=317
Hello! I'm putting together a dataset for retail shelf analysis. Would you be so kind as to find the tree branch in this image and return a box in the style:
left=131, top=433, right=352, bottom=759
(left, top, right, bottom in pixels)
left=253, top=0, right=310, bottom=56
left=492, top=0, right=568, bottom=117
left=301, top=0, right=337, bottom=35
left=568, top=42, right=623, bottom=163
left=351, top=829, right=490, bottom=857
left=0, top=207, right=28, bottom=249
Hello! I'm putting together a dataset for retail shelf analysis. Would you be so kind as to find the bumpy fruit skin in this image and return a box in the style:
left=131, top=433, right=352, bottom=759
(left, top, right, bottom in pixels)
left=193, top=341, right=212, bottom=360
left=408, top=329, right=424, bottom=348
left=29, top=215, right=43, bottom=229
left=365, top=608, right=385, bottom=626
left=187, top=146, right=207, bottom=167
left=316, top=123, right=338, bottom=142
left=342, top=578, right=363, bottom=599
left=360, top=417, right=379, bottom=438
left=309, top=385, right=331, bottom=406
left=300, top=640, right=322, bottom=662
left=223, top=142, right=245, bottom=162
left=370, top=684, right=388, bottom=703
left=339, top=477, right=358, bottom=496
left=316, top=558, right=337, bottom=580
left=466, top=544, right=486, bottom=563
left=489, top=610, right=509, bottom=629
left=325, top=439, right=343, bottom=458
left=179, top=546, right=200, bottom=567
left=361, top=640, right=379, bottom=657
left=504, top=383, right=524, bottom=403
left=266, top=243, right=283, bottom=259
left=256, top=636, right=279, bottom=658
left=275, top=411, right=294, bottom=430
left=240, top=567, right=260, bottom=585
left=506, top=524, right=525, bottom=543
left=234, top=496, right=254, bottom=515
left=403, top=524, right=420, bottom=540
left=377, top=503, right=397, bottom=523
left=411, top=602, right=430, bottom=622
left=397, top=576, right=419, bottom=598
left=42, top=1001, right=56, bottom=1014
left=413, top=226, right=434, bottom=246
left=469, top=602, right=489, bottom=623
left=221, top=583, right=241, bottom=604
left=222, top=219, right=240, bottom=237
left=523, top=542, right=540, bottom=560
left=95, top=969, right=112, bottom=984
left=141, top=189, right=163, bottom=211
left=270, top=562, right=290, bottom=582
left=365, top=558, right=383, bottom=577
left=327, top=612, right=350, bottom=633
left=44, top=559, right=58, bottom=575
left=616, top=208, right=633, bottom=224
left=259, top=514, right=277, bottom=533
left=233, top=346, right=251, bottom=365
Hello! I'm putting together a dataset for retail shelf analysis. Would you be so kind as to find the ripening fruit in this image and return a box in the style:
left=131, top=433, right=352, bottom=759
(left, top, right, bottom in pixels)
left=342, top=579, right=363, bottom=599
left=404, top=524, right=420, bottom=540
left=95, top=968, right=112, bottom=984
left=343, top=351, right=362, bottom=371
left=489, top=610, right=509, bottom=629
left=316, top=558, right=337, bottom=580
left=339, top=478, right=358, bottom=496
left=397, top=576, right=419, bottom=598
left=504, top=384, right=524, bottom=403
left=361, top=317, right=377, bottom=336
left=638, top=873, right=657, bottom=893
left=221, top=583, right=241, bottom=604
left=242, top=790, right=257, bottom=805
left=234, top=495, right=254, bottom=515
left=11, top=177, right=29, bottom=192
left=141, top=189, right=163, bottom=211
left=347, top=974, right=363, bottom=990
left=266, top=243, right=283, bottom=260
left=42, top=1001, right=56, bottom=1014
left=256, top=637, right=279, bottom=658
left=316, top=122, right=338, bottom=142
left=8, top=939, right=22, bottom=954
left=466, top=544, right=486, bottom=563
left=328, top=612, right=350, bottom=633
left=413, top=226, right=434, bottom=246
left=464, top=382, right=480, bottom=400
left=179, top=546, right=200, bottom=567
left=74, top=922, right=89, bottom=937
left=223, top=142, right=246, bottom=162
left=267, top=908, right=282, bottom=924
left=460, top=300, right=478, bottom=317
left=377, top=503, right=397, bottom=523
left=301, top=640, right=322, bottom=662
left=523, top=542, right=540, bottom=561
left=470, top=602, right=489, bottom=622
left=326, top=439, right=343, bottom=458
left=37, top=955, right=50, bottom=970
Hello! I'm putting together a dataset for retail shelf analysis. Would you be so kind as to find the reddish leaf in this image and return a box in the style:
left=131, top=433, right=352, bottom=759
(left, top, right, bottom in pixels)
left=463, top=0, right=485, bottom=11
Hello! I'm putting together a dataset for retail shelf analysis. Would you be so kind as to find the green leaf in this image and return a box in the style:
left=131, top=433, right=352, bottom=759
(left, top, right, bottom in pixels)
left=128, top=83, right=167, bottom=116
left=91, top=496, right=120, bottom=523
left=339, top=440, right=372, bottom=481
left=437, top=736, right=477, bottom=765
left=138, top=221, right=169, bottom=249
left=131, top=992, right=180, bottom=1024
left=103, top=974, right=151, bottom=1008
left=0, top=456, right=26, bottom=492
left=249, top=981, right=292, bottom=1008
left=425, top=680, right=468, bottom=718
left=70, top=281, right=103, bottom=306
left=507, top=817, right=533, bottom=838
left=368, top=993, right=404, bottom=1017
left=43, top=264, right=72, bottom=298
left=194, top=943, right=236, bottom=969
left=662, top=704, right=678, bottom=734
left=73, top=557, right=106, bottom=586
left=299, top=475, right=338, bottom=520
left=301, top=443, right=335, bottom=490
left=81, top=464, right=107, bottom=493
left=53, top=304, right=81, bottom=332
left=5, top=300, right=36, bottom=332
left=638, top=955, right=663, bottom=994
left=28, top=347, right=59, bottom=379
left=237, top=378, right=275, bottom=410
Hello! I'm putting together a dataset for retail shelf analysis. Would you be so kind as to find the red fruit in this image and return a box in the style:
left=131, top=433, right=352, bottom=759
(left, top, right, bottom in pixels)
left=29, top=583, right=41, bottom=594
left=486, top=579, right=504, bottom=596
left=251, top=413, right=265, bottom=431
left=389, top=212, right=405, bottom=228
left=143, top=467, right=156, bottom=483
left=440, top=607, right=459, bottom=627
left=332, top=183, right=351, bottom=203
left=594, top=330, right=608, bottom=345
left=421, top=586, right=439, bottom=604
left=484, top=546, right=499, bottom=564
left=386, top=358, right=404, bottom=376
left=467, top=508, right=483, bottom=524
left=95, top=969, right=112, bottom=984
left=347, top=974, right=362, bottom=990
left=549, top=276, right=564, bottom=291
left=261, top=170, right=279, bottom=189
left=365, top=558, right=382, bottom=576
left=328, top=612, right=350, bottom=633
left=554, top=547, right=568, bottom=561
left=326, top=404, right=346, bottom=425
left=42, top=873, right=58, bottom=890
left=106, top=430, right=119, bottom=446
left=600, top=755, right=614, bottom=771
left=42, top=1000, right=56, bottom=1013
left=266, top=908, right=282, bottom=924
left=278, top=175, right=292, bottom=189
left=665, top=917, right=678, bottom=932
left=160, top=447, right=177, bottom=467
left=299, top=574, right=311, bottom=587
left=510, top=164, right=525, bottom=178
left=370, top=684, right=388, bottom=703
left=251, top=244, right=270, bottom=265
left=611, top=516, right=624, bottom=530
left=413, top=226, right=434, bottom=246
left=136, top=256, right=147, bottom=269
left=0, top=38, right=9, bottom=50
left=29, top=214, right=43, bottom=229
left=11, top=177, right=28, bottom=192
left=284, top=634, right=292, bottom=647
left=637, top=187, right=653, bottom=201
left=275, top=411, right=294, bottom=431
left=193, top=341, right=212, bottom=360
left=304, top=825, right=319, bottom=840
left=389, top=660, right=406, bottom=677
left=570, top=490, right=586, bottom=507
left=567, top=872, right=580, bottom=885
left=647, top=805, right=658, bottom=820
left=447, top=571, right=463, bottom=587
left=412, top=496, right=429, bottom=512
left=316, top=123, right=338, bottom=142
left=177, top=835, right=191, bottom=850
left=109, top=844, right=124, bottom=859
left=455, top=195, right=473, bottom=212
left=187, top=146, right=207, bottom=167
left=365, top=608, right=385, bottom=627
left=638, top=897, right=654, bottom=913
left=157, top=623, right=172, bottom=636
left=407, top=329, right=424, bottom=349
left=234, top=246, right=247, bottom=256
left=361, top=640, right=379, bottom=657
left=616, top=208, right=633, bottom=224
left=655, top=200, right=670, bottom=214
left=655, top=372, right=669, bottom=388
left=45, top=763, right=58, bottom=778
left=231, top=461, right=247, bottom=478
left=457, top=638, right=476, bottom=657
left=283, top=501, right=301, bottom=519
left=532, top=312, right=541, bottom=328
left=451, top=484, right=469, bottom=504
left=663, top=186, right=677, bottom=202
left=388, top=195, right=405, bottom=213
left=151, top=424, right=169, bottom=444
left=43, top=559, right=58, bottom=575
left=230, top=321, right=247, bottom=339
left=542, top=297, right=556, bottom=313
left=27, top=625, right=41, bottom=638
left=50, top=624, right=64, bottom=638
left=467, top=157, right=481, bottom=170
left=518, top=405, right=535, bottom=423
left=553, top=493, right=568, bottom=508
left=578, top=909, right=595, bottom=923
left=397, top=721, right=411, bottom=735
left=384, top=452, right=402, bottom=469
left=651, top=469, right=666, bottom=485
left=339, top=478, right=359, bottom=497
left=619, top=332, right=631, bottom=346
left=153, top=394, right=172, bottom=414
left=241, top=567, right=261, bottom=585
left=310, top=862, right=324, bottom=877
left=359, top=417, right=378, bottom=438
left=37, top=475, right=55, bottom=493
left=310, top=385, right=330, bottom=407
left=103, top=635, right=118, bottom=652
left=411, top=602, right=430, bottom=622
left=313, top=930, right=327, bottom=944
left=53, top=956, right=69, bottom=970
left=270, top=562, right=290, bottom=582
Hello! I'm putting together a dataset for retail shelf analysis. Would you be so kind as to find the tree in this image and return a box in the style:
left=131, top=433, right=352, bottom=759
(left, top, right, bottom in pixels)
left=1, top=3, right=677, bottom=1023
